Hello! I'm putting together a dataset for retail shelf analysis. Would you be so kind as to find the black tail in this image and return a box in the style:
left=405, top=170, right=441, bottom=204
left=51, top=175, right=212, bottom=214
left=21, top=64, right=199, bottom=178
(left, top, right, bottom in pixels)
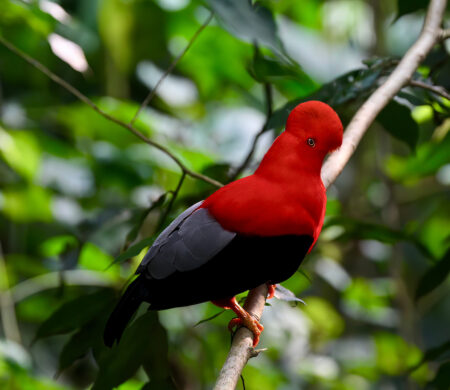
left=103, top=275, right=150, bottom=347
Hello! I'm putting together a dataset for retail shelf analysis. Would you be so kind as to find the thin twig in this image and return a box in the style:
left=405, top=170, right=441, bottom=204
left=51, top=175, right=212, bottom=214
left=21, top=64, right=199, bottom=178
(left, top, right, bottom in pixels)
left=158, top=172, right=186, bottom=230
left=130, top=12, right=214, bottom=125
left=229, top=83, right=273, bottom=181
left=214, top=0, right=448, bottom=388
left=409, top=79, right=450, bottom=100
left=439, top=28, right=450, bottom=40
left=0, top=36, right=223, bottom=189
left=0, top=243, right=22, bottom=344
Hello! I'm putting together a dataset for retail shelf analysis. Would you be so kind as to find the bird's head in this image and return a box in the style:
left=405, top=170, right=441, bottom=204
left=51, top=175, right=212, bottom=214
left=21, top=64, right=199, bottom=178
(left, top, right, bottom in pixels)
left=285, top=101, right=343, bottom=155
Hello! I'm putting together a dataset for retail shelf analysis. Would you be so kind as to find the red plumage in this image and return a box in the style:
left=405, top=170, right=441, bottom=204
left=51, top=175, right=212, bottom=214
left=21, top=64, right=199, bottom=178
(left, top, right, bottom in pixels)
left=202, top=100, right=343, bottom=244
left=104, top=101, right=343, bottom=347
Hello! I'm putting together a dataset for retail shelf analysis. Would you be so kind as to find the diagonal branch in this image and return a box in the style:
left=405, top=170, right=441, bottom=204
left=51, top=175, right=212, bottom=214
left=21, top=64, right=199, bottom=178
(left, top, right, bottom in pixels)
left=214, top=0, right=448, bottom=388
left=321, top=0, right=447, bottom=188
left=130, top=12, right=214, bottom=125
left=0, top=35, right=223, bottom=189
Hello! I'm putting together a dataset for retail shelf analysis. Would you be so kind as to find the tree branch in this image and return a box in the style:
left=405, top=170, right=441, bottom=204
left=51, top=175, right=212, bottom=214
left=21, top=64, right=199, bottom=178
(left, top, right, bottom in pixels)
left=228, top=83, right=273, bottom=182
left=214, top=0, right=447, bottom=388
left=409, top=79, right=450, bottom=100
left=130, top=12, right=214, bottom=125
left=321, top=0, right=446, bottom=188
left=0, top=35, right=223, bottom=189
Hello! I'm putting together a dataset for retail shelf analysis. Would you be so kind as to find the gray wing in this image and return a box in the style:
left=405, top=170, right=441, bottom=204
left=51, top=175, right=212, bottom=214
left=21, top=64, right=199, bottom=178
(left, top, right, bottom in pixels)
left=137, top=202, right=236, bottom=279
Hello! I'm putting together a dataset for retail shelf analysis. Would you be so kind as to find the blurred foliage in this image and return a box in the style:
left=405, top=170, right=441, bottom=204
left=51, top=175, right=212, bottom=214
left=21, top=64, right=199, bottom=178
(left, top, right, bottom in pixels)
left=0, top=0, right=449, bottom=389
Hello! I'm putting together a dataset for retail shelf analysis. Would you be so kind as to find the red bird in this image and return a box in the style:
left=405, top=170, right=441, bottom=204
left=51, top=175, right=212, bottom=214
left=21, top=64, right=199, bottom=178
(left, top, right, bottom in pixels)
left=104, top=101, right=343, bottom=347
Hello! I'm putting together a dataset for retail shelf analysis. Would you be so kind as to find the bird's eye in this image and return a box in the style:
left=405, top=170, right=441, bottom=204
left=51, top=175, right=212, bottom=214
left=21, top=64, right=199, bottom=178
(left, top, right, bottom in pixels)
left=307, top=138, right=315, bottom=147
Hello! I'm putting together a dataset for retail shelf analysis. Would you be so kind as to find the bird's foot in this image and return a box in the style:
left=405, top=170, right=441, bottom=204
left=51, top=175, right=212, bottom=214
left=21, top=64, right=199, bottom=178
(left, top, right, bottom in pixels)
left=228, top=315, right=264, bottom=347
left=267, top=283, right=276, bottom=299
left=212, top=296, right=264, bottom=347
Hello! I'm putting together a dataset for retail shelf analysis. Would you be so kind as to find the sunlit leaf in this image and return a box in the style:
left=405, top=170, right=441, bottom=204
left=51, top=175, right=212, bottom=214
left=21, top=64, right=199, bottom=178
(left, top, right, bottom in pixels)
left=0, top=0, right=55, bottom=37
left=385, top=133, right=450, bottom=183
left=79, top=243, right=119, bottom=279
left=0, top=128, right=41, bottom=180
left=342, top=278, right=395, bottom=326
left=418, top=205, right=450, bottom=259
left=375, top=333, right=422, bottom=375
left=40, top=235, right=78, bottom=257
left=1, top=185, right=52, bottom=223
left=303, top=296, right=344, bottom=344
left=112, top=236, right=154, bottom=266
left=57, top=99, right=153, bottom=147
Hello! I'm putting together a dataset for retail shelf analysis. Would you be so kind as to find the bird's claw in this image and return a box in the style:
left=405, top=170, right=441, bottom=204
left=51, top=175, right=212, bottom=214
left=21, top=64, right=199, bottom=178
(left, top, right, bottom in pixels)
left=228, top=315, right=264, bottom=347
left=267, top=283, right=276, bottom=299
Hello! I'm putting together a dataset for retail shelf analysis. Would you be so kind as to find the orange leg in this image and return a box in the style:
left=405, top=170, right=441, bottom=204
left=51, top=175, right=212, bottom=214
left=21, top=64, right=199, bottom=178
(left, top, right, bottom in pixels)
left=212, top=297, right=264, bottom=347
left=267, top=283, right=276, bottom=299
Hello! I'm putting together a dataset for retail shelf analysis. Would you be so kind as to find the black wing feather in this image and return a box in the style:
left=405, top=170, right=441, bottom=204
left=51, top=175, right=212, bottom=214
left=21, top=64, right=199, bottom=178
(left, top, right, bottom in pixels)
left=142, top=207, right=236, bottom=279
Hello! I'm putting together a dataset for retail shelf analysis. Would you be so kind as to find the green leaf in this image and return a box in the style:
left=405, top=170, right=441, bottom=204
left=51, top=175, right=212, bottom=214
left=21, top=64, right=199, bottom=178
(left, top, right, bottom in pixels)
left=325, top=216, right=408, bottom=244
left=0, top=0, right=55, bottom=37
left=303, top=297, right=344, bottom=342
left=267, top=66, right=384, bottom=130
left=375, top=333, right=422, bottom=375
left=206, top=0, right=284, bottom=58
left=415, top=249, right=450, bottom=301
left=123, top=194, right=167, bottom=250
left=93, top=312, right=175, bottom=390
left=377, top=100, right=419, bottom=151
left=325, top=216, right=434, bottom=259
left=410, top=339, right=450, bottom=371
left=385, top=133, right=450, bottom=182
left=423, top=340, right=450, bottom=363
left=40, top=235, right=78, bottom=257
left=249, top=46, right=300, bottom=81
left=34, top=289, right=116, bottom=341
left=426, top=361, right=450, bottom=390
left=1, top=185, right=53, bottom=223
left=112, top=236, right=154, bottom=266
left=57, top=317, right=106, bottom=375
left=0, top=128, right=41, bottom=180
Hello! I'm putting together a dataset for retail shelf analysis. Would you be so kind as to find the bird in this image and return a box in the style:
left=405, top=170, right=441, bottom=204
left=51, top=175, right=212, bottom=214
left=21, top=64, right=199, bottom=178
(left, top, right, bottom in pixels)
left=103, top=100, right=343, bottom=347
